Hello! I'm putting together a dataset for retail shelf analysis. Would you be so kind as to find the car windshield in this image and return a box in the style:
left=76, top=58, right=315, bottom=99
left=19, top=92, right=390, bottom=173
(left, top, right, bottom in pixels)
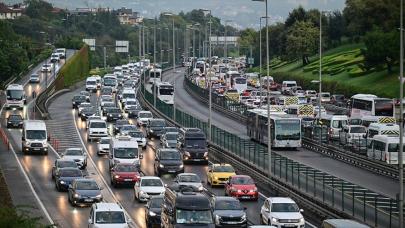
left=126, top=101, right=137, bottom=105
left=115, top=165, right=137, bottom=172
left=150, top=120, right=165, bottom=127
left=231, top=177, right=254, bottom=185
left=185, top=139, right=206, bottom=149
left=149, top=197, right=164, bottom=208
left=87, top=80, right=96, bottom=85
left=139, top=113, right=153, bottom=118
left=102, top=88, right=113, bottom=93
left=141, top=179, right=163, bottom=187
left=179, top=175, right=200, bottom=183
left=160, top=150, right=181, bottom=160
left=123, top=93, right=136, bottom=99
left=79, top=103, right=92, bottom=108
left=271, top=203, right=300, bottom=212
left=9, top=115, right=22, bottom=121
left=26, top=130, right=46, bottom=140
left=73, top=96, right=86, bottom=102
left=176, top=209, right=213, bottom=224
left=128, top=131, right=144, bottom=138
left=76, top=181, right=99, bottom=190
left=60, top=169, right=82, bottom=177
left=350, top=127, right=366, bottom=133
left=213, top=166, right=234, bottom=173
left=90, top=122, right=106, bottom=128
left=114, top=148, right=137, bottom=158
left=165, top=128, right=178, bottom=133
left=165, top=133, right=178, bottom=140
left=100, top=138, right=110, bottom=144
left=104, top=79, right=116, bottom=86
left=6, top=89, right=24, bottom=100
left=108, top=108, right=121, bottom=113
left=215, top=200, right=242, bottom=210
left=58, top=161, right=77, bottom=168
left=65, top=149, right=83, bottom=156
left=95, top=211, right=125, bottom=224
left=122, top=125, right=137, bottom=131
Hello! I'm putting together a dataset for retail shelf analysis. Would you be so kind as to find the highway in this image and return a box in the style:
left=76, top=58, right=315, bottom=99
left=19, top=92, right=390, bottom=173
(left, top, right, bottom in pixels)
left=163, top=67, right=402, bottom=200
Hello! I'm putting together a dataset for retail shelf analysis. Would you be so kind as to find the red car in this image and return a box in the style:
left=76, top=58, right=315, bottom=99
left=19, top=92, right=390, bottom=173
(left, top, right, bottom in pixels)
left=110, top=163, right=140, bottom=187
left=224, top=175, right=258, bottom=201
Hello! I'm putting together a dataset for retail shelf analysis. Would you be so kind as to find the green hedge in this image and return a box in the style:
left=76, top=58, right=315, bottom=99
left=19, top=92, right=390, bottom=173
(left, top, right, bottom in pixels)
left=57, top=45, right=90, bottom=89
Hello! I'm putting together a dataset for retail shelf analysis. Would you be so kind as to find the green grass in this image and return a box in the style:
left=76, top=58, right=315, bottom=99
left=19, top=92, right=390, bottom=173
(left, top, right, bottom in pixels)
left=57, top=45, right=90, bottom=89
left=249, top=43, right=399, bottom=98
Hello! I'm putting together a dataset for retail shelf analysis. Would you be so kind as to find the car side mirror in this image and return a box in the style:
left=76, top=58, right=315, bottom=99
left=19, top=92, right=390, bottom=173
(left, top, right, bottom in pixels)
left=300, top=209, right=304, bottom=213
left=88, top=218, right=93, bottom=224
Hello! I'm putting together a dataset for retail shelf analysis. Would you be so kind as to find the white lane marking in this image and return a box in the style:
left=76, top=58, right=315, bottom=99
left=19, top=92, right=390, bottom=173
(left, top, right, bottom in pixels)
left=72, top=110, right=137, bottom=228
left=6, top=137, right=55, bottom=226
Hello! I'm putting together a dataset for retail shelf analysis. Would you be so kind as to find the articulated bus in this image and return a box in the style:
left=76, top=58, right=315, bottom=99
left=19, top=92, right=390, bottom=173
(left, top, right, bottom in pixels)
left=148, top=68, right=162, bottom=84
left=247, top=109, right=302, bottom=148
left=152, top=82, right=174, bottom=105
left=350, top=94, right=394, bottom=118
left=5, top=84, right=25, bottom=109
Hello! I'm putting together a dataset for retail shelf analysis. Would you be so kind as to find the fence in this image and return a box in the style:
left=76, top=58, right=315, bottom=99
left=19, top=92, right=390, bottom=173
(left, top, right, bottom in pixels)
left=139, top=70, right=404, bottom=227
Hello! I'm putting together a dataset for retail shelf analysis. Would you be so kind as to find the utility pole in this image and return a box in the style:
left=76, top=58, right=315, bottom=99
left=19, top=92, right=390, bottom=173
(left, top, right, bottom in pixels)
left=154, top=20, right=157, bottom=107
left=399, top=0, right=404, bottom=226
left=138, top=25, right=142, bottom=60
left=172, top=18, right=176, bottom=71
left=103, top=46, right=106, bottom=70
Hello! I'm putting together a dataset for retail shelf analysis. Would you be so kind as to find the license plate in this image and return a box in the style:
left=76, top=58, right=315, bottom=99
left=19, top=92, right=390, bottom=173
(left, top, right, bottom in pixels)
left=168, top=170, right=176, bottom=173
left=34, top=148, right=40, bottom=151
left=84, top=199, right=93, bottom=202
left=241, top=196, right=250, bottom=199
left=284, top=224, right=296, bottom=227
left=124, top=179, right=132, bottom=181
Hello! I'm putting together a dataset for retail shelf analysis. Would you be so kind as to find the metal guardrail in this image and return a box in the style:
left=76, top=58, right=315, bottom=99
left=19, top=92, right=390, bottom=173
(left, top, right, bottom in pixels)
left=139, top=70, right=403, bottom=227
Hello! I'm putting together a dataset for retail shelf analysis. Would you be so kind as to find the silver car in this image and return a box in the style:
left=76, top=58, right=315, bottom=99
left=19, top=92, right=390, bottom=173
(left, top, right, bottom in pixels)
left=62, top=148, right=88, bottom=169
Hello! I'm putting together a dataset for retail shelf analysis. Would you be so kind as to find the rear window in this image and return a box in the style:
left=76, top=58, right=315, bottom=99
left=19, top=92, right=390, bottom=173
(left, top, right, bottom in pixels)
left=95, top=211, right=125, bottom=224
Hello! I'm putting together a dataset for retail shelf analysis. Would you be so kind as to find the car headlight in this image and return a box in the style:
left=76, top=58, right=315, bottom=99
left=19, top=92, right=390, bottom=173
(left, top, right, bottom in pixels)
left=139, top=191, right=146, bottom=196
left=74, top=193, right=80, bottom=198
left=118, top=114, right=122, bottom=117
left=241, top=214, right=246, bottom=221
left=213, top=176, right=218, bottom=180
left=272, top=217, right=278, bottom=223
left=250, top=187, right=258, bottom=192
left=96, top=194, right=102, bottom=198
left=184, top=152, right=191, bottom=157
left=114, top=175, right=120, bottom=179
left=159, top=164, right=164, bottom=168
left=25, top=141, right=30, bottom=146
left=179, top=164, right=184, bottom=169
left=215, top=215, right=221, bottom=224
left=150, top=130, right=154, bottom=133
left=149, top=211, right=157, bottom=216
left=59, top=180, right=65, bottom=184
left=109, top=114, right=113, bottom=117
left=299, top=217, right=305, bottom=223
left=198, top=186, right=204, bottom=191
left=203, top=152, right=208, bottom=157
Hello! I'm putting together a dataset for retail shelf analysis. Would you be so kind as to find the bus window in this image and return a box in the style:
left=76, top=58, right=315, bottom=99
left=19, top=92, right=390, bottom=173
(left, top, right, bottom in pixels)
left=374, top=100, right=393, bottom=116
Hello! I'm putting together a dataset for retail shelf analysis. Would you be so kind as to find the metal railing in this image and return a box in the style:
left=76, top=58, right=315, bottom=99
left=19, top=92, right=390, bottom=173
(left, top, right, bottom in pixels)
left=139, top=71, right=404, bottom=227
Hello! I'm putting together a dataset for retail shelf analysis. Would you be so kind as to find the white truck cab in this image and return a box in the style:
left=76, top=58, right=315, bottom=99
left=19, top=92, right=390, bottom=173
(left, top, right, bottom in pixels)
left=22, top=120, right=49, bottom=155
left=86, top=77, right=98, bottom=92
left=109, top=136, right=141, bottom=168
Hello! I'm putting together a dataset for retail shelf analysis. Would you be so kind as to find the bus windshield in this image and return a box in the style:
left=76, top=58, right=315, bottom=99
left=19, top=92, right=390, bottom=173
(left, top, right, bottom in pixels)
left=374, top=100, right=393, bottom=116
left=7, top=90, right=24, bottom=100
left=235, top=78, right=246, bottom=84
left=275, top=119, right=301, bottom=140
left=159, top=86, right=174, bottom=95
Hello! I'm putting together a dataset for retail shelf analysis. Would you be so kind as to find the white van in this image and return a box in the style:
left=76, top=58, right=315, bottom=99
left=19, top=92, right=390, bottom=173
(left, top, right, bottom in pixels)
left=22, top=120, right=49, bottom=155
left=109, top=136, right=141, bottom=168
left=86, top=77, right=98, bottom=92
left=281, top=81, right=297, bottom=94
left=92, top=75, right=101, bottom=89
left=367, top=135, right=405, bottom=164
left=367, top=123, right=399, bottom=140
left=320, top=115, right=348, bottom=140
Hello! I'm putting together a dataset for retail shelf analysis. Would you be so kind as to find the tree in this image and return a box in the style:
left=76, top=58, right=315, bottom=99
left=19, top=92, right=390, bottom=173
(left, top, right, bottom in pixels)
left=327, top=11, right=345, bottom=45
left=286, top=21, right=318, bottom=65
left=363, top=28, right=399, bottom=73
left=24, top=0, right=53, bottom=20
left=285, top=6, right=307, bottom=28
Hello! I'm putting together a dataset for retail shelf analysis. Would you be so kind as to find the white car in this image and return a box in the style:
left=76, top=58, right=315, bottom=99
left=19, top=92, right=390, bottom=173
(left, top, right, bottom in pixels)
left=62, top=148, right=87, bottom=169
left=97, top=137, right=111, bottom=156
left=174, top=173, right=203, bottom=191
left=30, top=74, right=40, bottom=83
left=260, top=197, right=305, bottom=227
left=137, top=111, right=153, bottom=126
left=86, top=115, right=101, bottom=129
left=87, top=119, right=108, bottom=141
left=50, top=53, right=60, bottom=63
left=88, top=203, right=131, bottom=228
left=41, top=64, right=52, bottom=72
left=127, top=130, right=147, bottom=149
left=99, top=95, right=114, bottom=107
left=134, top=176, right=165, bottom=202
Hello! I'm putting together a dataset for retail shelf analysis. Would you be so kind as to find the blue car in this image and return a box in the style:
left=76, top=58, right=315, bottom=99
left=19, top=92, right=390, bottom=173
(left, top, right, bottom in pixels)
left=55, top=167, right=83, bottom=192
left=68, top=178, right=103, bottom=207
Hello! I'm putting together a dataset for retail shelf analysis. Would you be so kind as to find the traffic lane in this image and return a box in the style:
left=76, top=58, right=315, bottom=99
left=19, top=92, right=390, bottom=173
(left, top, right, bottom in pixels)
left=5, top=128, right=89, bottom=228
left=163, top=68, right=247, bottom=137
left=165, top=68, right=400, bottom=198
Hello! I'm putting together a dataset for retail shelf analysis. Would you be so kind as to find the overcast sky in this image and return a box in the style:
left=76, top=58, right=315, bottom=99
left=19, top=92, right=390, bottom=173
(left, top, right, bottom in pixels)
left=8, top=0, right=345, bottom=28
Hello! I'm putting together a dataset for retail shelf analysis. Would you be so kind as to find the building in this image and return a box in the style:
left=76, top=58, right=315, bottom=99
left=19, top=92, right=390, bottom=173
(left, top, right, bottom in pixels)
left=116, top=7, right=142, bottom=25
left=0, top=3, right=23, bottom=20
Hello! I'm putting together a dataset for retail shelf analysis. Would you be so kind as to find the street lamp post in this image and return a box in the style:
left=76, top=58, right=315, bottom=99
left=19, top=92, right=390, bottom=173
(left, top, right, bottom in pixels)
left=202, top=9, right=212, bottom=141
left=153, top=20, right=157, bottom=107
left=252, top=0, right=271, bottom=176
left=163, top=13, right=177, bottom=71
left=259, top=16, right=268, bottom=108
left=399, top=0, right=404, bottom=226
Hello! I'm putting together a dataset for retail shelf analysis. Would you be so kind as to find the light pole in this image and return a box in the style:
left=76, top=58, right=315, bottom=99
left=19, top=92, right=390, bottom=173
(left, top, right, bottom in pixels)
left=259, top=16, right=268, bottom=108
left=252, top=0, right=271, bottom=176
left=202, top=9, right=212, bottom=141
left=163, top=13, right=177, bottom=71
left=153, top=20, right=157, bottom=107
left=224, top=20, right=232, bottom=58
left=399, top=0, right=404, bottom=226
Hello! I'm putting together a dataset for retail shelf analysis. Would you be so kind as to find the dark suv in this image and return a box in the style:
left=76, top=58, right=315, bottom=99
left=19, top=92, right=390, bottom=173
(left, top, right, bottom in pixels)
left=154, top=148, right=184, bottom=176
left=146, top=119, right=166, bottom=138
left=178, top=128, right=209, bottom=163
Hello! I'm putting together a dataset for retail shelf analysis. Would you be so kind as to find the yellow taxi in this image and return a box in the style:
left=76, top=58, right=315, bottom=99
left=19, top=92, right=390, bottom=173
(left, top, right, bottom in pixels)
left=207, top=163, right=236, bottom=186
left=224, top=89, right=240, bottom=102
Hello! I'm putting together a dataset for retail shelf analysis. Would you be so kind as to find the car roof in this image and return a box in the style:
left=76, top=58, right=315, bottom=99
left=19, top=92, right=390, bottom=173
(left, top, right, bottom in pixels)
left=94, top=203, right=123, bottom=211
left=140, top=176, right=162, bottom=180
left=268, top=197, right=296, bottom=204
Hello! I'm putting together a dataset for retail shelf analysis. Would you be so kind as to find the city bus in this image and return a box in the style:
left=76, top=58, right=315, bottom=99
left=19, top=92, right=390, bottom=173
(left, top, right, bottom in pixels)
left=148, top=68, right=162, bottom=84
left=152, top=81, right=174, bottom=105
left=350, top=94, right=394, bottom=118
left=246, top=109, right=301, bottom=148
left=5, top=84, right=25, bottom=109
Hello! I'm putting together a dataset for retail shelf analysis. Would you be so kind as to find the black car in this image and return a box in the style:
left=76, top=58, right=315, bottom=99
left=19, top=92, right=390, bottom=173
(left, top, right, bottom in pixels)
left=101, top=102, right=116, bottom=116
left=6, top=113, right=23, bottom=128
left=68, top=178, right=103, bottom=206
left=80, top=107, right=96, bottom=120
left=55, top=167, right=84, bottom=192
left=72, top=95, right=87, bottom=109
left=105, top=107, right=123, bottom=122
left=212, top=197, right=247, bottom=227
left=146, top=119, right=166, bottom=138
left=114, top=119, right=130, bottom=134
left=51, top=159, right=78, bottom=179
left=154, top=148, right=184, bottom=176
left=144, top=196, right=163, bottom=228
left=127, top=105, right=143, bottom=118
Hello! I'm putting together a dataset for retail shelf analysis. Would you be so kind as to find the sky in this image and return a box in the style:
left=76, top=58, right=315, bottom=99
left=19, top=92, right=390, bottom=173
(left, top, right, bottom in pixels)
left=7, top=0, right=346, bottom=28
